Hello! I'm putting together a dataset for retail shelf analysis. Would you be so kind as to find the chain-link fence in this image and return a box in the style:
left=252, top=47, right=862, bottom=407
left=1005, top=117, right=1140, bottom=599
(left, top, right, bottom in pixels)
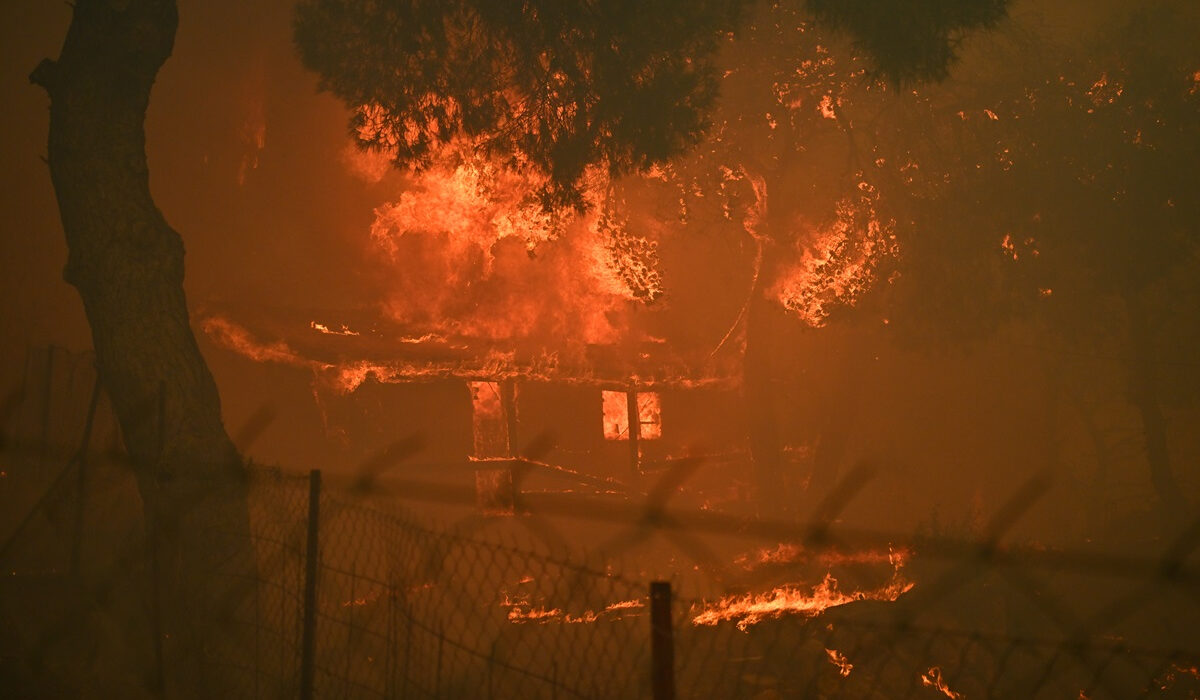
left=2, top=349, right=1199, bottom=698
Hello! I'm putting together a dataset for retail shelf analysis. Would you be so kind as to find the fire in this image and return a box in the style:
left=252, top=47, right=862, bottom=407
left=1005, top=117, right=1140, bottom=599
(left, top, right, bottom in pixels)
left=341, top=593, right=379, bottom=608
left=825, top=648, right=853, bottom=677
left=773, top=179, right=897, bottom=327
left=920, top=666, right=963, bottom=699
left=201, top=316, right=323, bottom=369
left=310, top=321, right=359, bottom=336
left=601, top=390, right=662, bottom=441
left=818, top=94, right=839, bottom=120
left=690, top=571, right=913, bottom=631
left=1157, top=663, right=1200, bottom=691
left=501, top=594, right=646, bottom=625
left=362, top=138, right=661, bottom=347
left=733, top=543, right=911, bottom=571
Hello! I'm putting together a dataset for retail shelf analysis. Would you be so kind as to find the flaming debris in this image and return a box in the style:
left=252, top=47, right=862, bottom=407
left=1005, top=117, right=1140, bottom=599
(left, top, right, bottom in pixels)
left=501, top=593, right=646, bottom=625
left=310, top=321, right=359, bottom=336
left=921, top=666, right=963, bottom=699
left=825, top=648, right=854, bottom=677
left=773, top=179, right=898, bottom=327
left=690, top=573, right=913, bottom=631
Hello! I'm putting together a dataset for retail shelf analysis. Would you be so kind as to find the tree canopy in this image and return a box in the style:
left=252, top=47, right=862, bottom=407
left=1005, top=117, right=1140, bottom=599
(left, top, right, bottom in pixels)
left=295, top=0, right=742, bottom=208
left=295, top=0, right=1012, bottom=208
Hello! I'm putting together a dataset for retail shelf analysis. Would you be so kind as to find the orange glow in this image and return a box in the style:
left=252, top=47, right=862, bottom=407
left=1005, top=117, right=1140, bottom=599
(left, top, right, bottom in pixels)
left=201, top=316, right=323, bottom=369
left=1086, top=73, right=1123, bottom=107
left=773, top=180, right=898, bottom=327
left=601, top=390, right=662, bottom=440
left=734, top=543, right=912, bottom=571
left=502, top=594, right=645, bottom=625
left=733, top=542, right=804, bottom=569
left=825, top=648, right=853, bottom=677
left=636, top=392, right=662, bottom=440
left=602, top=390, right=630, bottom=440
left=310, top=321, right=359, bottom=336
left=469, top=381, right=509, bottom=458
left=340, top=141, right=394, bottom=183
left=363, top=136, right=660, bottom=347
left=690, top=568, right=913, bottom=631
left=818, top=94, right=839, bottom=120
left=920, top=666, right=962, bottom=699
left=1001, top=234, right=1018, bottom=260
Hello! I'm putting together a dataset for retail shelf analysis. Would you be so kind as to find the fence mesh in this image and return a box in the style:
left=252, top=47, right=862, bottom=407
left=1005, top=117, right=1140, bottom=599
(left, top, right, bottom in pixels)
left=2, top=349, right=1199, bottom=698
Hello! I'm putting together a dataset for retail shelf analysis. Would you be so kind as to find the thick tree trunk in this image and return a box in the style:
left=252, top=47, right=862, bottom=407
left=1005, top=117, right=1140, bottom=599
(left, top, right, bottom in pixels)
left=32, top=1, right=254, bottom=696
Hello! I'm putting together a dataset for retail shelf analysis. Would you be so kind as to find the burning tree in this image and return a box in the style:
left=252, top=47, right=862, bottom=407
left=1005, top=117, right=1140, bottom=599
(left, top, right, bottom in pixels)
left=295, top=0, right=1013, bottom=513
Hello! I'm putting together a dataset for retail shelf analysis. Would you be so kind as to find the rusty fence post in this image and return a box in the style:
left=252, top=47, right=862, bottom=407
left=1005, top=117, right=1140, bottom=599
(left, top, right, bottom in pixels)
left=650, top=580, right=675, bottom=700
left=300, top=469, right=321, bottom=700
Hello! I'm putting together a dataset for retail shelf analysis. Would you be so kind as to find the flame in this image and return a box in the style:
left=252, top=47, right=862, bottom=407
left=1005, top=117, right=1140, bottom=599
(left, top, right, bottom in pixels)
left=601, top=390, right=630, bottom=440
left=1086, top=72, right=1123, bottom=107
left=502, top=595, right=645, bottom=625
left=201, top=316, right=322, bottom=369
left=601, top=390, right=662, bottom=441
left=733, top=543, right=912, bottom=571
left=690, top=571, right=913, bottom=631
left=1001, top=234, right=1018, bottom=261
left=363, top=137, right=661, bottom=347
left=920, top=666, right=963, bottom=699
left=825, top=648, right=853, bottom=677
left=818, top=94, right=839, bottom=120
left=773, top=180, right=897, bottom=327
left=310, top=321, right=359, bottom=336
left=733, top=543, right=804, bottom=569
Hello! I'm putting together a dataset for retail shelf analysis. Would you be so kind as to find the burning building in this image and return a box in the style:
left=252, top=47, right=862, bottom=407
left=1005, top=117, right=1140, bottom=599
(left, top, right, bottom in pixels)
left=202, top=299, right=750, bottom=508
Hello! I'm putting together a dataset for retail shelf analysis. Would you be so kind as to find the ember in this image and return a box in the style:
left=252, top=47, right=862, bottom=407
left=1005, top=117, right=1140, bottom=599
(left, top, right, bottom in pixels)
left=920, top=666, right=963, bottom=699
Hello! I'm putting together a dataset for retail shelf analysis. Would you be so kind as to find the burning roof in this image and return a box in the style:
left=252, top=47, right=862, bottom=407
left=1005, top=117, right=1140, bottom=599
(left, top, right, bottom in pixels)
left=199, top=302, right=742, bottom=394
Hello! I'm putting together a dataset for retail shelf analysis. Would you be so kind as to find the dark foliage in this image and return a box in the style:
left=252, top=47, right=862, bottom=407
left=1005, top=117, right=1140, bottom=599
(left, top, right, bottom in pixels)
left=807, top=0, right=1010, bottom=84
left=294, top=0, right=742, bottom=208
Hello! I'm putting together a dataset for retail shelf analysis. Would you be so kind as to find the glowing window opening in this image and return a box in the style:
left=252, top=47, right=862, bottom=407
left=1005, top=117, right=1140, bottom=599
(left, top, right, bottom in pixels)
left=601, top=390, right=661, bottom=441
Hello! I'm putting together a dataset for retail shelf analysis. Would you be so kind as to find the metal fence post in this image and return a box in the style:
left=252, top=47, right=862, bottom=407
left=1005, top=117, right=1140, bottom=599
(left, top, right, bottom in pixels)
left=300, top=469, right=321, bottom=700
left=650, top=581, right=675, bottom=700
